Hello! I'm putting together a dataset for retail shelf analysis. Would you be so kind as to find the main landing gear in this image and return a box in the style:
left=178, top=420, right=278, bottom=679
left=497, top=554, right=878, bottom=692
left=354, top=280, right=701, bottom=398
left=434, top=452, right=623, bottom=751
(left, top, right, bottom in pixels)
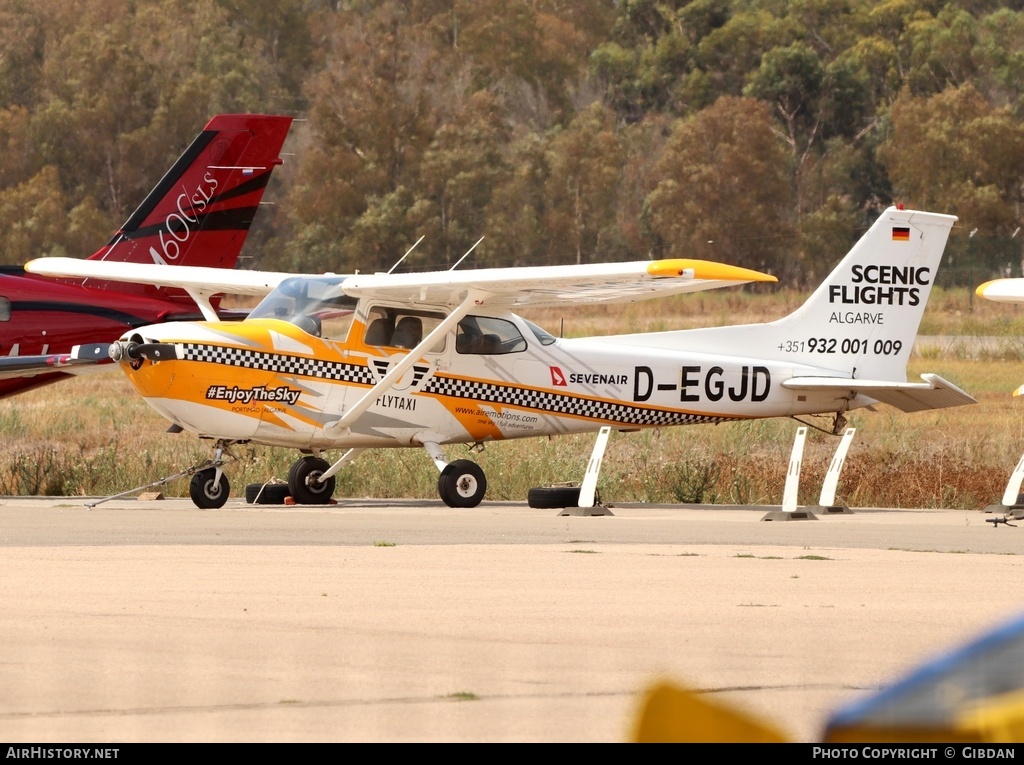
left=437, top=459, right=487, bottom=507
left=425, top=443, right=487, bottom=507
left=288, top=456, right=336, bottom=505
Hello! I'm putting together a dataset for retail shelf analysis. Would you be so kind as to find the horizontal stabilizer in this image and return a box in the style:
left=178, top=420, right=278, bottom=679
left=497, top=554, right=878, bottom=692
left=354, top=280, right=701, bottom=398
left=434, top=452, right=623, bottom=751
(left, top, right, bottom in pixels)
left=782, top=373, right=976, bottom=413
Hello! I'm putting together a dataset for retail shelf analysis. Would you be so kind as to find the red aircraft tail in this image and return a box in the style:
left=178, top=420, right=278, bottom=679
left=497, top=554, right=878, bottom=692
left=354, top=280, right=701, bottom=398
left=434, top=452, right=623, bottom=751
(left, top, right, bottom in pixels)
left=86, top=114, right=293, bottom=291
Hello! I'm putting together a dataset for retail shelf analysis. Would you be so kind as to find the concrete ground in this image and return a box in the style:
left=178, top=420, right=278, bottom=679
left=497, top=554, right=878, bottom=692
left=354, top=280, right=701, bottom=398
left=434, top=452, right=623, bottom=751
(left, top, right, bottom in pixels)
left=1, top=496, right=1022, bottom=742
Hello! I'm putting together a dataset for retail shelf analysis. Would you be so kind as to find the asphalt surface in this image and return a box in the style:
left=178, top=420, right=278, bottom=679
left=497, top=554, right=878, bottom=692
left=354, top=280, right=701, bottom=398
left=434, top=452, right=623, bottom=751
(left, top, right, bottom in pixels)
left=1, top=496, right=1023, bottom=742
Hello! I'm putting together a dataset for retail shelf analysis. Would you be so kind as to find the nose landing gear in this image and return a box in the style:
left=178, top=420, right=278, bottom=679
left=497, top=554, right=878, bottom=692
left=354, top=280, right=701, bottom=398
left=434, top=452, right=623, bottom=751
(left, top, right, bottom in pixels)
left=190, top=467, right=230, bottom=509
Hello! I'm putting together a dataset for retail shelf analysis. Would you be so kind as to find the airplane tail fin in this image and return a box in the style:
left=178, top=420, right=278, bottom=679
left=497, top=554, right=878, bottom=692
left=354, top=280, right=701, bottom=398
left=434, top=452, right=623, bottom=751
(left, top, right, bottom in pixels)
left=85, top=114, right=293, bottom=296
left=627, top=207, right=973, bottom=412
left=759, top=206, right=957, bottom=382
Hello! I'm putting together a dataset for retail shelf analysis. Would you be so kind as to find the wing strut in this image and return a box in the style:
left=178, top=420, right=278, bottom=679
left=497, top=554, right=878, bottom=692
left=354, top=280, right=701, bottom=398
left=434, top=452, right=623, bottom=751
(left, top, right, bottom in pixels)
left=316, top=447, right=366, bottom=484
left=183, top=289, right=219, bottom=321
left=323, top=288, right=490, bottom=438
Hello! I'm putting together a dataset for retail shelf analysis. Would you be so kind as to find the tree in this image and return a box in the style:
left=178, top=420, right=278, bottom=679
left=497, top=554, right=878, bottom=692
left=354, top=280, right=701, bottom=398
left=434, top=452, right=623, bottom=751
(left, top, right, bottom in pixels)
left=417, top=91, right=510, bottom=267
left=0, top=166, right=66, bottom=265
left=643, top=97, right=795, bottom=276
left=744, top=42, right=824, bottom=217
left=544, top=102, right=624, bottom=264
left=879, top=84, right=1024, bottom=234
left=285, top=3, right=445, bottom=271
left=484, top=131, right=552, bottom=268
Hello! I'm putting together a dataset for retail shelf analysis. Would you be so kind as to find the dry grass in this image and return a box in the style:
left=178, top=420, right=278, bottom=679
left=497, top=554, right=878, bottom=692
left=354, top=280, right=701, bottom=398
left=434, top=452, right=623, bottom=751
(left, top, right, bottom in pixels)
left=2, top=287, right=1023, bottom=508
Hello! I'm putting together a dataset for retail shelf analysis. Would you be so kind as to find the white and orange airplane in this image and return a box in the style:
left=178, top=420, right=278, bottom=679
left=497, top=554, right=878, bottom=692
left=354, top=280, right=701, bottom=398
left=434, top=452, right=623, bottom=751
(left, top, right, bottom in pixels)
left=27, top=206, right=975, bottom=509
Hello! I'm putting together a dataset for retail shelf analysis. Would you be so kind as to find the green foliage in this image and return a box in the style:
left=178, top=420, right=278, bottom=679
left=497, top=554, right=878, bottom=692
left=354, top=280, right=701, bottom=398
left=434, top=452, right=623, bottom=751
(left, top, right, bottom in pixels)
left=669, top=456, right=721, bottom=503
left=0, top=1, right=1023, bottom=283
left=880, top=83, right=1024, bottom=233
left=643, top=97, right=795, bottom=273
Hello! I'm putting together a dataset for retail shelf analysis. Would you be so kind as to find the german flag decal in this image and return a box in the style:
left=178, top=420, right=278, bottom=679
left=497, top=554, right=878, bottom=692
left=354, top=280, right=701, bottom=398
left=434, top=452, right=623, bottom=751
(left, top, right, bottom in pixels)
left=892, top=226, right=911, bottom=241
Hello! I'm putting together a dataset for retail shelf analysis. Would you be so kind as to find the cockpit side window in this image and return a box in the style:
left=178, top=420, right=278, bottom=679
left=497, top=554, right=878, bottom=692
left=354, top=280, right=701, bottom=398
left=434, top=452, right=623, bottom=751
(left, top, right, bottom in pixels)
left=0, top=298, right=10, bottom=321
left=456, top=316, right=527, bottom=355
left=249, top=277, right=357, bottom=342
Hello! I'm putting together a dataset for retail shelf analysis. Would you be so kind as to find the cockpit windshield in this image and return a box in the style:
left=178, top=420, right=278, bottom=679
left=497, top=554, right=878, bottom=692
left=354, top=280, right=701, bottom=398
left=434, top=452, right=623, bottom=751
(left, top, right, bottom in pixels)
left=249, top=276, right=357, bottom=341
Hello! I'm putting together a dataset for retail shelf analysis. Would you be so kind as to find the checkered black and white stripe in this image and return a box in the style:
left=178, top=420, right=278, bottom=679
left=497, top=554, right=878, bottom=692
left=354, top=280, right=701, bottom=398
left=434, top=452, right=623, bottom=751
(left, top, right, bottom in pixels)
left=180, top=344, right=376, bottom=386
left=422, top=375, right=727, bottom=427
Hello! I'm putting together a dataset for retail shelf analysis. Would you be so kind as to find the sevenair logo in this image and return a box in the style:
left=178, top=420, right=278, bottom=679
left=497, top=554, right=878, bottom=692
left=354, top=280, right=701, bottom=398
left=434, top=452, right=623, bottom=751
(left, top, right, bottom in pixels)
left=206, top=385, right=301, bottom=406
left=149, top=172, right=220, bottom=264
left=550, top=366, right=567, bottom=386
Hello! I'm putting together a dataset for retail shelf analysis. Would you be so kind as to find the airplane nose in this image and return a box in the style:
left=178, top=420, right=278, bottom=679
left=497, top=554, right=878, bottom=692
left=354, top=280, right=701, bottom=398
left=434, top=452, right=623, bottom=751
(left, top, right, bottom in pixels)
left=111, top=340, right=178, bottom=362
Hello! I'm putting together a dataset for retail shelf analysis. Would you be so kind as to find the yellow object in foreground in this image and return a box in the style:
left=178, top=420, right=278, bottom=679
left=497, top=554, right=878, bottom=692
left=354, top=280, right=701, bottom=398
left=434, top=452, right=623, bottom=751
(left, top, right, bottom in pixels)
left=632, top=681, right=788, bottom=743
left=632, top=614, right=1024, bottom=743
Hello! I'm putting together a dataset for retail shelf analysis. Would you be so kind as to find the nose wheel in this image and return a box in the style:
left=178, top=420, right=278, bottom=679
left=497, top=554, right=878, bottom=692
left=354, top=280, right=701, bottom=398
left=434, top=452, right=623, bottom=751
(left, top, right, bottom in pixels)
left=189, top=467, right=230, bottom=509
left=438, top=459, right=486, bottom=508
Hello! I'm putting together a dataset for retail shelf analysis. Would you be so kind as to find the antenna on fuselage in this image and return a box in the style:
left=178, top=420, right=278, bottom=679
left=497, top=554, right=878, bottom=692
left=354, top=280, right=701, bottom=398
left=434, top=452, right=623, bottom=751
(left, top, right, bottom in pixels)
left=449, top=236, right=484, bottom=271
left=386, top=235, right=426, bottom=274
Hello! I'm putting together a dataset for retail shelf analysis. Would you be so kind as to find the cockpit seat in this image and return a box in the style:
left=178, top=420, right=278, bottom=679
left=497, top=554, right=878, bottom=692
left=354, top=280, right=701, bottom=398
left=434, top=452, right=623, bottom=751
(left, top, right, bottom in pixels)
left=391, top=316, right=423, bottom=349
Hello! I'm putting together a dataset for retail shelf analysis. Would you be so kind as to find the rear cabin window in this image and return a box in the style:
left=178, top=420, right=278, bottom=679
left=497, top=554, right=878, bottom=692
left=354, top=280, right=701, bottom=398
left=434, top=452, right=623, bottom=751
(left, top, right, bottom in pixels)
left=456, top=316, right=527, bottom=355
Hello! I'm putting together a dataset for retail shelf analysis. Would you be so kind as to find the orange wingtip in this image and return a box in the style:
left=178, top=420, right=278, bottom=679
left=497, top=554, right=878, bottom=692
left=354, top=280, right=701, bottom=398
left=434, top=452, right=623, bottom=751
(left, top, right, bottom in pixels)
left=647, top=259, right=777, bottom=282
left=976, top=280, right=998, bottom=297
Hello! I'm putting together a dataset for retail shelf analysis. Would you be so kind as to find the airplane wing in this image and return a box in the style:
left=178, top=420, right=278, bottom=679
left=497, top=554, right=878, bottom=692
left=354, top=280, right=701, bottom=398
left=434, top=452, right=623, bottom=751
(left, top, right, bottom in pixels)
left=24, top=257, right=297, bottom=320
left=977, top=278, right=1024, bottom=303
left=24, top=257, right=294, bottom=296
left=338, top=259, right=777, bottom=308
left=976, top=280, right=1024, bottom=395
left=783, top=373, right=977, bottom=413
left=26, top=256, right=776, bottom=312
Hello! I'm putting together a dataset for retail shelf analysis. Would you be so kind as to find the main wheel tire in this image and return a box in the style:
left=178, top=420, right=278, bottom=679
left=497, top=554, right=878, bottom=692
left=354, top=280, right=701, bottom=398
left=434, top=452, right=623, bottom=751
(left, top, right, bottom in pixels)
left=288, top=456, right=336, bottom=505
left=190, top=468, right=230, bottom=509
left=527, top=486, right=581, bottom=509
left=245, top=482, right=291, bottom=505
left=438, top=459, right=486, bottom=508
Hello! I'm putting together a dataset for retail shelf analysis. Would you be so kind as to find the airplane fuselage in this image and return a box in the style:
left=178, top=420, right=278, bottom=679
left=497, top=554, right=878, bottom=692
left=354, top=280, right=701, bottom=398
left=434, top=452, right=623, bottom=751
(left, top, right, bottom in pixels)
left=115, top=311, right=864, bottom=450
